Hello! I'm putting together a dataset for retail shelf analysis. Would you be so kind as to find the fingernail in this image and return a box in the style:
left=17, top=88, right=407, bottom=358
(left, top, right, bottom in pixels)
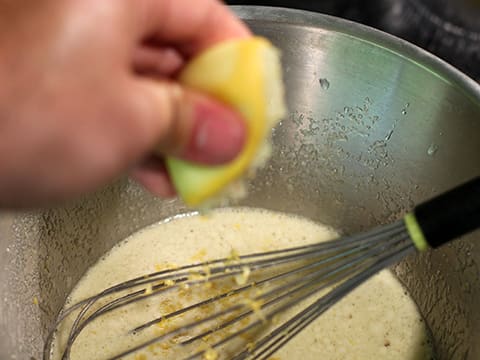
left=183, top=99, right=246, bottom=165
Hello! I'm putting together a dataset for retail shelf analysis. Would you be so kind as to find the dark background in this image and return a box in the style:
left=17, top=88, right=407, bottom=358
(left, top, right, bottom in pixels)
left=226, top=0, right=480, bottom=82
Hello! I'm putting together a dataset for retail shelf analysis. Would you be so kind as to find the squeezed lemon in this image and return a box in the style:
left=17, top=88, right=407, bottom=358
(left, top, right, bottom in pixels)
left=166, top=37, right=286, bottom=206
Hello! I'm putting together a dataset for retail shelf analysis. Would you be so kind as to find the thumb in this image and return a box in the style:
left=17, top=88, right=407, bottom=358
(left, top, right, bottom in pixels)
left=135, top=79, right=246, bottom=165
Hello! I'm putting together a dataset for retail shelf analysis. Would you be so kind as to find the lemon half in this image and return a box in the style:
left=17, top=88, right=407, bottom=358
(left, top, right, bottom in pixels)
left=166, top=37, right=286, bottom=206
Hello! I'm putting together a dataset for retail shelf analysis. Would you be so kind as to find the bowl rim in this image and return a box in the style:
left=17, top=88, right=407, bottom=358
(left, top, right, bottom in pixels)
left=232, top=5, right=480, bottom=107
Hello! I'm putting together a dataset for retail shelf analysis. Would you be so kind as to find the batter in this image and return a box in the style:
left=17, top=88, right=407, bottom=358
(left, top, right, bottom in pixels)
left=51, top=207, right=434, bottom=360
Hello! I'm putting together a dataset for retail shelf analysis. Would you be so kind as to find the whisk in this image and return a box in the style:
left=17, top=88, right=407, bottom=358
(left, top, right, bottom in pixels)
left=45, top=177, right=480, bottom=360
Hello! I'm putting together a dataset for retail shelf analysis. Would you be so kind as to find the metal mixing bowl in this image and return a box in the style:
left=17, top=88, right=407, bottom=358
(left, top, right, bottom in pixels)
left=1, top=6, right=479, bottom=360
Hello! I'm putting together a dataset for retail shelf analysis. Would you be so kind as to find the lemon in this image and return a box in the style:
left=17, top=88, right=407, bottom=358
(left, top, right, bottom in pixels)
left=166, top=36, right=286, bottom=206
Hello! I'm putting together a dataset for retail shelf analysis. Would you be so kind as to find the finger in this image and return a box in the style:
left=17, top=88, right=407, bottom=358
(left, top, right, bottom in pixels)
left=130, top=79, right=246, bottom=165
left=130, top=156, right=176, bottom=198
left=136, top=0, right=251, bottom=56
left=133, top=45, right=184, bottom=77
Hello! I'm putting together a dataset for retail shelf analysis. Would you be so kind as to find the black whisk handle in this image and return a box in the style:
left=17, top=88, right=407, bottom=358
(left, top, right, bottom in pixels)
left=413, top=176, right=480, bottom=248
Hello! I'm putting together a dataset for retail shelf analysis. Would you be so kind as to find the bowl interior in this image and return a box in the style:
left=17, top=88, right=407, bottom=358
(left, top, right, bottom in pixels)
left=1, top=6, right=480, bottom=360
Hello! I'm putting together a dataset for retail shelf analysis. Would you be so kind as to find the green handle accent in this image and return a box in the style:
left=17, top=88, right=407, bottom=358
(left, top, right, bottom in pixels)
left=404, top=213, right=428, bottom=252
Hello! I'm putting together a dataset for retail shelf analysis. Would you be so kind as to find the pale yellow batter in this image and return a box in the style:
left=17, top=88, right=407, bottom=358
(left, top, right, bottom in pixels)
left=51, top=207, right=433, bottom=360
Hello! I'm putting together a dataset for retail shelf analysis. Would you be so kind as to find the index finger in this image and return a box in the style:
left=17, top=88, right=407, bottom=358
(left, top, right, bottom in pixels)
left=137, top=0, right=252, bottom=56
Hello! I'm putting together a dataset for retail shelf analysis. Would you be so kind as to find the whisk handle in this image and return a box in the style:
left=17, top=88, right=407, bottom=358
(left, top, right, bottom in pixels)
left=413, top=176, right=480, bottom=248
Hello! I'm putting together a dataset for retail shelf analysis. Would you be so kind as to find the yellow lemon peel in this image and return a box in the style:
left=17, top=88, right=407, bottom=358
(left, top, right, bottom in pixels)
left=166, top=36, right=286, bottom=206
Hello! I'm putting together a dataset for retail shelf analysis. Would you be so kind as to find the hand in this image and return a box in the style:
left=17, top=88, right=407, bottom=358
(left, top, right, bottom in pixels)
left=0, top=0, right=250, bottom=208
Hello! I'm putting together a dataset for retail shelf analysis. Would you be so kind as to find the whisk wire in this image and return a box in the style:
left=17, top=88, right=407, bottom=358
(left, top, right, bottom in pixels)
left=48, top=220, right=417, bottom=360
left=194, top=230, right=413, bottom=359
left=245, top=241, right=415, bottom=360
left=110, top=221, right=410, bottom=360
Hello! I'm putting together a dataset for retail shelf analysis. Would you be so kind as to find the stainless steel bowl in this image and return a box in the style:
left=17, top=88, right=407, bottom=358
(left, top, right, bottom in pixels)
left=1, top=6, right=479, bottom=360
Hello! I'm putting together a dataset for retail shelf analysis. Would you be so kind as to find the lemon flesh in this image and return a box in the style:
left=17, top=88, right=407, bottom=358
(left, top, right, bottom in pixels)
left=166, top=37, right=286, bottom=206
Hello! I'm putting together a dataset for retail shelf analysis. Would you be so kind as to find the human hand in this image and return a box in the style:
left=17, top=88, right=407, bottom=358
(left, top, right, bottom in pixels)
left=0, top=0, right=250, bottom=208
